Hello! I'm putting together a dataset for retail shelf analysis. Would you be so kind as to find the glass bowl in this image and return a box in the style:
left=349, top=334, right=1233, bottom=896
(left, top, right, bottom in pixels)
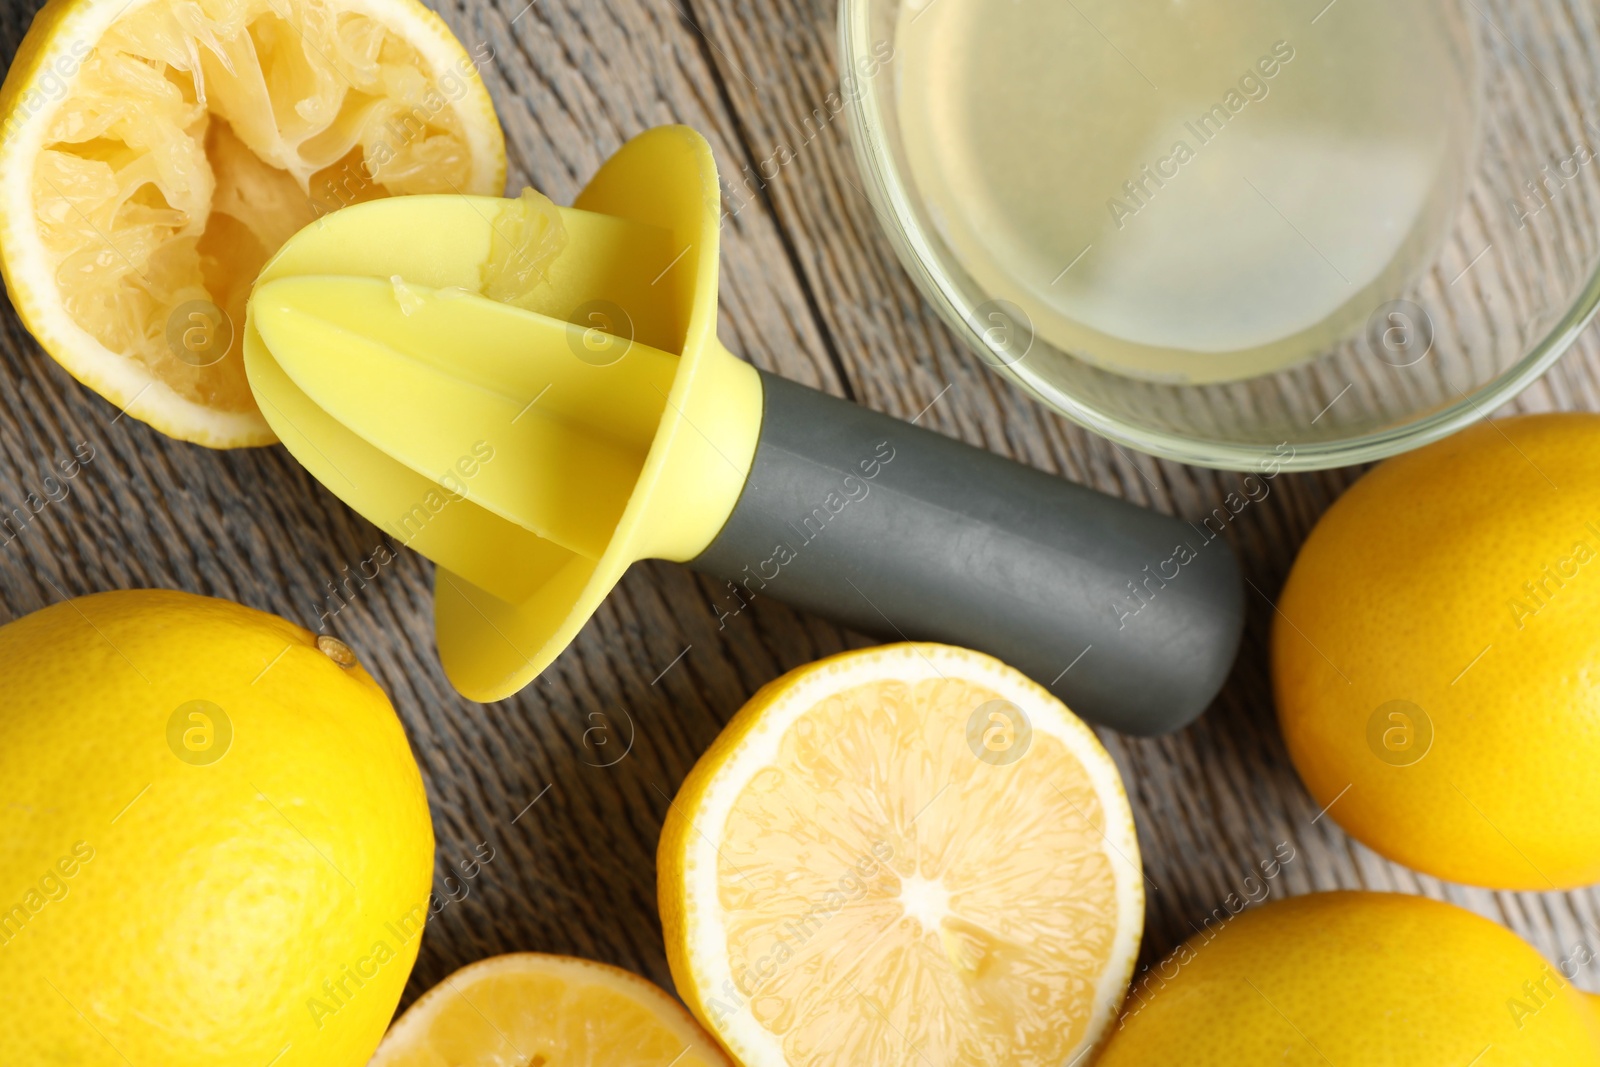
left=840, top=0, right=1600, bottom=471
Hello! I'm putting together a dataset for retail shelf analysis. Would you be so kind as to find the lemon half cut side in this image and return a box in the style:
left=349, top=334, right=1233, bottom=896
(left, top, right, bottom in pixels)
left=369, top=952, right=735, bottom=1067
left=0, top=0, right=505, bottom=446
left=660, top=643, right=1145, bottom=1067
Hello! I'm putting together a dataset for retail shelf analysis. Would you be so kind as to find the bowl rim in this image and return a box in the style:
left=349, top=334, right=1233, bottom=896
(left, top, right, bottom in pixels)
left=837, top=0, right=1600, bottom=472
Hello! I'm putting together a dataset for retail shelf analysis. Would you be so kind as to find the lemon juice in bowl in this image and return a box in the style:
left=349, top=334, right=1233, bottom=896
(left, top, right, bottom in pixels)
left=895, top=0, right=1479, bottom=383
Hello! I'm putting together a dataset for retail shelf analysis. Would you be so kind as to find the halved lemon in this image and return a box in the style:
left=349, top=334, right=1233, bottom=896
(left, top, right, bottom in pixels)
left=369, top=953, right=734, bottom=1067
left=0, top=0, right=505, bottom=447
left=659, top=643, right=1144, bottom=1067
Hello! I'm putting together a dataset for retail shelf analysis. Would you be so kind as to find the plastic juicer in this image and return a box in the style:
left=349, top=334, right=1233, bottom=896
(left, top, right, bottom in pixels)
left=244, top=126, right=1245, bottom=735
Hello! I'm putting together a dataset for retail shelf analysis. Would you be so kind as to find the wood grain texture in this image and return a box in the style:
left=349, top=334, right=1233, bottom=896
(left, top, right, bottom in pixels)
left=5, top=0, right=1600, bottom=1040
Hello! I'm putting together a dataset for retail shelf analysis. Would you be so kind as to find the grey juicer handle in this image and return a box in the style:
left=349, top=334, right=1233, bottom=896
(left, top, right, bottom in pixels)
left=688, top=371, right=1244, bottom=735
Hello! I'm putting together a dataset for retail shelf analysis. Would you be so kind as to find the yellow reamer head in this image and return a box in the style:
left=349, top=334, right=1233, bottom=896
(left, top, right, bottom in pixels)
left=245, top=127, right=762, bottom=702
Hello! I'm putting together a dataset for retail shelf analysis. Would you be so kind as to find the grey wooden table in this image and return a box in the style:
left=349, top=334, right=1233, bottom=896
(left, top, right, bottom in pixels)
left=4, top=0, right=1600, bottom=1021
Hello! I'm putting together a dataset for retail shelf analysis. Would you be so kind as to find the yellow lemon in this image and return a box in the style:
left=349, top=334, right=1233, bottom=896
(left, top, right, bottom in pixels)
left=658, top=643, right=1144, bottom=1067
left=0, top=0, right=505, bottom=446
left=1274, top=413, right=1600, bottom=889
left=1096, top=891, right=1600, bottom=1066
left=370, top=953, right=734, bottom=1066
left=0, top=589, right=434, bottom=1066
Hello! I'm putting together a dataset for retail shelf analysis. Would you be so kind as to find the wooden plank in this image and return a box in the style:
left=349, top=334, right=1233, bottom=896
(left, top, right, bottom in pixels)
left=3, top=0, right=1600, bottom=1041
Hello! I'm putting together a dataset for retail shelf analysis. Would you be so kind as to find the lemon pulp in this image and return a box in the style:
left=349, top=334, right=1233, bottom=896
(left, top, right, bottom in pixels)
left=719, top=676, right=1120, bottom=1062
left=31, top=0, right=489, bottom=418
left=480, top=186, right=568, bottom=307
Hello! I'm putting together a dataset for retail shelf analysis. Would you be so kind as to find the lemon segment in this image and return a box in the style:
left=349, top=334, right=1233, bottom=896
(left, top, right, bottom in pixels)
left=0, top=0, right=505, bottom=446
left=660, top=643, right=1143, bottom=1067
left=370, top=952, right=734, bottom=1067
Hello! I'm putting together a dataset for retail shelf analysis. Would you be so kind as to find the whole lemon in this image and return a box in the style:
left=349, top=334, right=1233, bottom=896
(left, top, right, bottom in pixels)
left=0, top=590, right=434, bottom=1066
left=1097, top=891, right=1600, bottom=1066
left=1274, top=413, right=1600, bottom=889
